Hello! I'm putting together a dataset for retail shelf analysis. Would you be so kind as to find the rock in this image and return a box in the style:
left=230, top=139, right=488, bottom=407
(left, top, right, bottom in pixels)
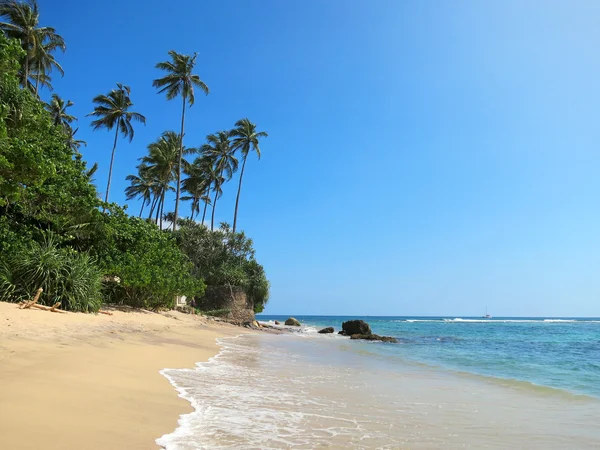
left=350, top=334, right=398, bottom=343
left=318, top=327, right=334, bottom=334
left=285, top=317, right=301, bottom=326
left=338, top=330, right=348, bottom=336
left=342, top=320, right=372, bottom=335
left=252, top=320, right=259, bottom=328
left=274, top=320, right=280, bottom=325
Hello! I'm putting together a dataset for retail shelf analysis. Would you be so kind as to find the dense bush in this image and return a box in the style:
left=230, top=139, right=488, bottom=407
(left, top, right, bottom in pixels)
left=89, top=207, right=205, bottom=310
left=174, top=220, right=269, bottom=311
left=0, top=234, right=103, bottom=312
left=1, top=35, right=99, bottom=220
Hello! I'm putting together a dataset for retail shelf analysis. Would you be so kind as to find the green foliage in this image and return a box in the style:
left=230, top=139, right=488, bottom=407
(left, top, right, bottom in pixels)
left=0, top=233, right=103, bottom=312
left=90, top=206, right=205, bottom=310
left=246, top=259, right=270, bottom=312
left=0, top=34, right=98, bottom=218
left=174, top=221, right=269, bottom=310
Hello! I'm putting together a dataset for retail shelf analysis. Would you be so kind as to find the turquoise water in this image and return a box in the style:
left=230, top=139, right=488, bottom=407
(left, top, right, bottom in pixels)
left=258, top=315, right=600, bottom=398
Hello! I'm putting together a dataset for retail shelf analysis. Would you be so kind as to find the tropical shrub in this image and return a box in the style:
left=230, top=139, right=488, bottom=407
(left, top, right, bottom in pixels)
left=174, top=220, right=269, bottom=310
left=90, top=206, right=205, bottom=310
left=0, top=234, right=103, bottom=312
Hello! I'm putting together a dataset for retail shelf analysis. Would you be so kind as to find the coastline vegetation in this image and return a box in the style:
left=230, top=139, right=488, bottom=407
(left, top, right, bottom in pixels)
left=0, top=0, right=269, bottom=314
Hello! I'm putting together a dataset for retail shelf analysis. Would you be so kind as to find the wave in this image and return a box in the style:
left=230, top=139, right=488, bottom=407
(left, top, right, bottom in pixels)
left=156, top=336, right=238, bottom=449
left=260, top=320, right=321, bottom=333
left=400, top=318, right=600, bottom=324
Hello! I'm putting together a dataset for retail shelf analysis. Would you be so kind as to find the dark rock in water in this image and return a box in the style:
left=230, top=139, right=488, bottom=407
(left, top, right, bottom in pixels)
left=350, top=333, right=398, bottom=343
left=338, top=330, right=347, bottom=336
left=342, top=320, right=372, bottom=335
left=285, top=317, right=301, bottom=326
left=318, top=327, right=334, bottom=334
left=274, top=320, right=280, bottom=325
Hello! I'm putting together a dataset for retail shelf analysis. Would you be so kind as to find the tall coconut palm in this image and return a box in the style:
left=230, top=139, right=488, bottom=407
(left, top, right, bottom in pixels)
left=140, top=131, right=186, bottom=229
left=31, top=39, right=64, bottom=94
left=0, top=0, right=65, bottom=89
left=46, top=93, right=75, bottom=129
left=200, top=159, right=220, bottom=225
left=125, top=170, right=154, bottom=218
left=230, top=118, right=268, bottom=233
left=153, top=50, right=209, bottom=230
left=132, top=163, right=163, bottom=222
left=200, top=131, right=238, bottom=231
left=65, top=127, right=86, bottom=153
left=27, top=69, right=52, bottom=93
left=182, top=156, right=213, bottom=222
left=87, top=83, right=146, bottom=206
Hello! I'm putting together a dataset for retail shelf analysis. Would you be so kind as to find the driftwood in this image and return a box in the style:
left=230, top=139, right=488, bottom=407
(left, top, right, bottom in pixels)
left=19, top=288, right=43, bottom=309
left=18, top=289, right=65, bottom=313
left=32, top=302, right=66, bottom=314
left=98, top=310, right=113, bottom=316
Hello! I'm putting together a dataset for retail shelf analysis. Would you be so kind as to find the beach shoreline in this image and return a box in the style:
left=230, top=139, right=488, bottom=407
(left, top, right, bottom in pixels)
left=0, top=301, right=246, bottom=450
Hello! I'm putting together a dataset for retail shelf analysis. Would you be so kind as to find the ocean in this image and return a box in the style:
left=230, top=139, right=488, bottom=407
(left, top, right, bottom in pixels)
left=157, top=316, right=600, bottom=449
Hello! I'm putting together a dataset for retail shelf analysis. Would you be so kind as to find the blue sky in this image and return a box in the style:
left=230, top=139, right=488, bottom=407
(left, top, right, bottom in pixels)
left=41, top=0, right=600, bottom=316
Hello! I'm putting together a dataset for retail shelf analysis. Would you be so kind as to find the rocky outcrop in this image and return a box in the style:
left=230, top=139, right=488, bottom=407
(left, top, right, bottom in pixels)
left=350, top=334, right=398, bottom=343
left=285, top=317, right=301, bottom=326
left=274, top=320, right=280, bottom=325
left=338, top=320, right=397, bottom=343
left=342, top=320, right=371, bottom=335
left=318, top=327, right=334, bottom=334
left=196, top=286, right=254, bottom=324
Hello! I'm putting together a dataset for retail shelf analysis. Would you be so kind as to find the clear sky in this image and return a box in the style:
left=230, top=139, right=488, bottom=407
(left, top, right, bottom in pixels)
left=41, top=0, right=600, bottom=316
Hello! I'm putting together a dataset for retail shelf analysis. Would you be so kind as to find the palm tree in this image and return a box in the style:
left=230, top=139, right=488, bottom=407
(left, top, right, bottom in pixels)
left=182, top=156, right=213, bottom=222
left=87, top=83, right=146, bottom=206
left=46, top=94, right=75, bottom=129
left=65, top=127, right=86, bottom=153
left=31, top=39, right=64, bottom=94
left=230, top=118, right=268, bottom=233
left=153, top=50, right=209, bottom=230
left=27, top=69, right=52, bottom=93
left=140, top=131, right=185, bottom=229
left=0, top=0, right=65, bottom=90
left=200, top=159, right=219, bottom=225
left=200, top=131, right=238, bottom=231
left=125, top=170, right=154, bottom=218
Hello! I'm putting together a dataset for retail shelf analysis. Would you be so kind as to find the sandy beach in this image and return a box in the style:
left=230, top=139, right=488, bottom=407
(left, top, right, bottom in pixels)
left=0, top=302, right=243, bottom=450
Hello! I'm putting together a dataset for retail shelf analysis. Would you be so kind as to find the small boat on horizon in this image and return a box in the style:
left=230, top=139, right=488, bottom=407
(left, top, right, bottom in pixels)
left=482, top=306, right=492, bottom=319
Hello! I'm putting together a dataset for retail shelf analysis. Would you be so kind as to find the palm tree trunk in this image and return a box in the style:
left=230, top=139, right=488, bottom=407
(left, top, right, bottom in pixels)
left=173, top=96, right=186, bottom=231
left=190, top=198, right=197, bottom=221
left=211, top=185, right=219, bottom=231
left=201, top=183, right=211, bottom=225
left=23, top=55, right=29, bottom=89
left=149, top=194, right=159, bottom=220
left=35, top=61, right=41, bottom=95
left=159, top=189, right=166, bottom=230
left=155, top=190, right=162, bottom=224
left=201, top=199, right=209, bottom=225
left=139, top=199, right=145, bottom=218
left=232, top=155, right=248, bottom=233
left=103, top=126, right=120, bottom=211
